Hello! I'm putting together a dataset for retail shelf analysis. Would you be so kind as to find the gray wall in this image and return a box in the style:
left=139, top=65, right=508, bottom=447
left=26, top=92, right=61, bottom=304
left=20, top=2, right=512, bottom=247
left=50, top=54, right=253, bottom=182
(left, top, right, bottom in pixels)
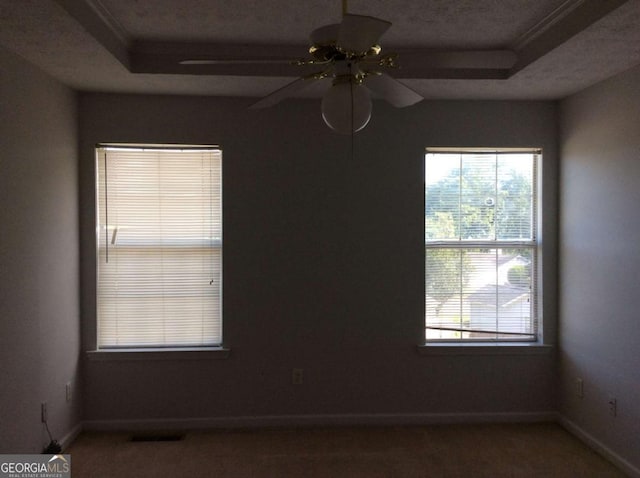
left=79, top=94, right=558, bottom=423
left=0, top=47, right=81, bottom=452
left=559, top=64, right=640, bottom=470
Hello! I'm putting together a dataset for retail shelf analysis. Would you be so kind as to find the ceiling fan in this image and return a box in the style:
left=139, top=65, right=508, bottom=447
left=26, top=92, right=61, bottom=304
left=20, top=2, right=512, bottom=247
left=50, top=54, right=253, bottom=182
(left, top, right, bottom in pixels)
left=181, top=1, right=424, bottom=134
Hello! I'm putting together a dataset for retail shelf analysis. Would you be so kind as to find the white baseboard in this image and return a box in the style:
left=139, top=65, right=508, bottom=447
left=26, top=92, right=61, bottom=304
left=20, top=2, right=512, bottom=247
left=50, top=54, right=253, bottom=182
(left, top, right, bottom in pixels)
left=59, top=422, right=83, bottom=452
left=559, top=415, right=640, bottom=478
left=82, top=411, right=556, bottom=432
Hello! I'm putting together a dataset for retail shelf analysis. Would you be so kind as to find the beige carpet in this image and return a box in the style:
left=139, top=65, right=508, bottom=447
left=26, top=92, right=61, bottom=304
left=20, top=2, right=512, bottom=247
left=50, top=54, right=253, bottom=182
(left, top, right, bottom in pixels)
left=66, top=422, right=626, bottom=477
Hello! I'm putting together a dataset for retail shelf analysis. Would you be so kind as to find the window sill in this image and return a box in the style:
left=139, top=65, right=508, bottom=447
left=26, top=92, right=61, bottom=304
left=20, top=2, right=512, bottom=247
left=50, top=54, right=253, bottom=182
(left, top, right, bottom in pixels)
left=86, top=347, right=230, bottom=361
left=417, top=343, right=553, bottom=356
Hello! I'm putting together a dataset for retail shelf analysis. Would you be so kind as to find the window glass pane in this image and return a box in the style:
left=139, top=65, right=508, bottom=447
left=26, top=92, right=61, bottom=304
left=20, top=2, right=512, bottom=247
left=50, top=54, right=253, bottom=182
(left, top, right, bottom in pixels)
left=460, top=154, right=496, bottom=240
left=425, top=154, right=460, bottom=241
left=425, top=247, right=468, bottom=339
left=426, top=247, right=534, bottom=340
left=496, top=154, right=534, bottom=240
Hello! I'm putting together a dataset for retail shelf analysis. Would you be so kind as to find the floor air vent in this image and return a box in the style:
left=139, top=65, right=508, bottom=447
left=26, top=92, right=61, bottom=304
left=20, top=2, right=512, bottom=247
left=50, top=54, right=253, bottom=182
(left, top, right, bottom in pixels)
left=130, top=434, right=185, bottom=442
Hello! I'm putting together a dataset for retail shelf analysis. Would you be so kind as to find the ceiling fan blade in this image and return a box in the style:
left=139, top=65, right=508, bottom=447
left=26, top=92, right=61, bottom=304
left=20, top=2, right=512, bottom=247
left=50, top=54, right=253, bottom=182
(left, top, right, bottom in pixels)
left=249, top=77, right=316, bottom=109
left=310, top=24, right=340, bottom=45
left=365, top=73, right=423, bottom=108
left=337, top=14, right=391, bottom=54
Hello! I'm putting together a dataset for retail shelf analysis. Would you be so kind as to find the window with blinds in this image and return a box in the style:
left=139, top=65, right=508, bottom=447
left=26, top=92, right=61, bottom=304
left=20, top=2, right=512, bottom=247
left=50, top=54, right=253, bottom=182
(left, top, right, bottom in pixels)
left=96, top=145, right=222, bottom=348
left=425, top=149, right=539, bottom=341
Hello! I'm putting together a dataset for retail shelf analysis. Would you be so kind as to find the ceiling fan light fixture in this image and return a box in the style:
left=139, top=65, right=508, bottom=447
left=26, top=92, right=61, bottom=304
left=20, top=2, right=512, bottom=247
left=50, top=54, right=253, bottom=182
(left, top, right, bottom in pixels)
left=367, top=44, right=382, bottom=57
left=321, top=79, right=372, bottom=134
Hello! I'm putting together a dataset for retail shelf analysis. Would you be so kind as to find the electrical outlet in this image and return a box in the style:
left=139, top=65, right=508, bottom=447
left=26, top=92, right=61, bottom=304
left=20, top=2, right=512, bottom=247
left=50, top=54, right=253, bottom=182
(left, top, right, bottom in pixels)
left=608, top=396, right=617, bottom=417
left=41, top=402, right=47, bottom=423
left=576, top=377, right=584, bottom=398
left=292, top=368, right=304, bottom=385
left=66, top=382, right=72, bottom=402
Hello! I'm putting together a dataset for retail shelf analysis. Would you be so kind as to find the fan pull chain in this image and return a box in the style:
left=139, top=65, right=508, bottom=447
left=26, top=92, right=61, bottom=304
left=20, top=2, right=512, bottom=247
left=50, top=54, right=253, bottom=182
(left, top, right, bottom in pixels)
left=104, top=150, right=109, bottom=263
left=350, top=63, right=355, bottom=160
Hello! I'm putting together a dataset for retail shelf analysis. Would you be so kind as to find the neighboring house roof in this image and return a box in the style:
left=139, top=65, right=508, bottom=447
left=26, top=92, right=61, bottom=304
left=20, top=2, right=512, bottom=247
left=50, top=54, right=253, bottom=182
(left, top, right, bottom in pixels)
left=468, top=284, right=529, bottom=307
left=467, top=251, right=517, bottom=268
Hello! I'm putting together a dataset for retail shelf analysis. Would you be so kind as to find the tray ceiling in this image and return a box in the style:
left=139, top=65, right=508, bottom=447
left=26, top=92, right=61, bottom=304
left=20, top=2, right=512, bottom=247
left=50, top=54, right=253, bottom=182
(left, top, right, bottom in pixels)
left=0, top=0, right=638, bottom=99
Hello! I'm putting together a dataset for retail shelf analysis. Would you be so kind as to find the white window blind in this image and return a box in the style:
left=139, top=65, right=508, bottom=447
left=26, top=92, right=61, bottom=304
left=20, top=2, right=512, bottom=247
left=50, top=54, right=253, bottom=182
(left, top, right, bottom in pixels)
left=425, top=149, right=539, bottom=341
left=96, top=145, right=222, bottom=348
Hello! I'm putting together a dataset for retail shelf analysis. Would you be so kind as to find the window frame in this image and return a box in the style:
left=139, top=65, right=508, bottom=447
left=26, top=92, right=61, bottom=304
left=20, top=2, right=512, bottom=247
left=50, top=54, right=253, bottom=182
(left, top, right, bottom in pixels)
left=94, top=143, right=224, bottom=352
left=423, top=147, right=542, bottom=345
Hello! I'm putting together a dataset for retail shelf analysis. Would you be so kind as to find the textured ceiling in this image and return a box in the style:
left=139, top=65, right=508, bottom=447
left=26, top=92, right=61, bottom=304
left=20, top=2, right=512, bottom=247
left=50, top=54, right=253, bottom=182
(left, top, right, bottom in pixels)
left=0, top=0, right=639, bottom=100
left=99, top=0, right=565, bottom=48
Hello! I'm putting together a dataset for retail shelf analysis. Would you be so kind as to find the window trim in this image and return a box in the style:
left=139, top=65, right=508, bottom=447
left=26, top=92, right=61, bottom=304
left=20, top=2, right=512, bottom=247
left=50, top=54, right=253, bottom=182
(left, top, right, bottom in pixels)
left=416, top=343, right=552, bottom=356
left=94, top=143, right=224, bottom=351
left=86, top=347, right=230, bottom=361
left=424, top=147, right=542, bottom=345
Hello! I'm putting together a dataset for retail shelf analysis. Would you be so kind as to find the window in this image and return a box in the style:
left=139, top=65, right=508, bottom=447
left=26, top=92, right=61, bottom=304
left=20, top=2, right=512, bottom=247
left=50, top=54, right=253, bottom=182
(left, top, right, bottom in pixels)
left=425, top=148, right=539, bottom=342
left=96, top=145, right=222, bottom=349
